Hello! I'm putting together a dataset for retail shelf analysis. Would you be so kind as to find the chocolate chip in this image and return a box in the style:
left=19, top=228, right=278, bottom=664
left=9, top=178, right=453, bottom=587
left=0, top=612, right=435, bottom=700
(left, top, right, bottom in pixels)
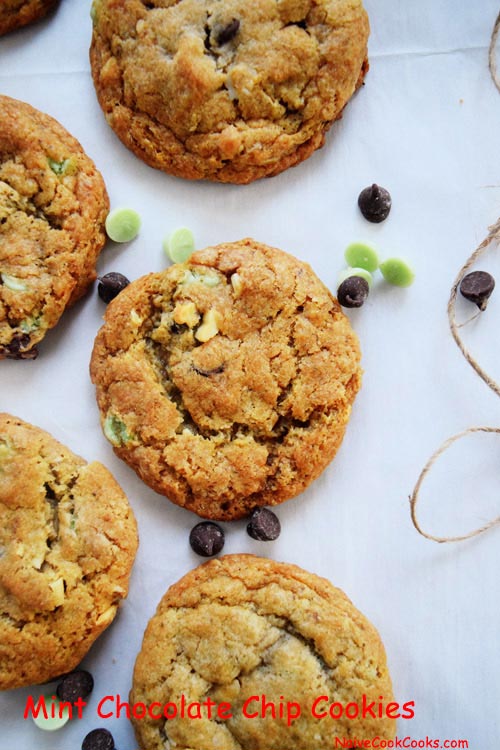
left=459, top=271, right=495, bottom=311
left=82, top=728, right=115, bottom=750
left=358, top=184, right=392, bottom=223
left=2, top=334, right=38, bottom=360
left=337, top=276, right=369, bottom=308
left=189, top=522, right=225, bottom=557
left=247, top=507, right=281, bottom=541
left=192, top=363, right=225, bottom=377
left=216, top=18, right=240, bottom=45
left=57, top=670, right=94, bottom=703
left=97, top=272, right=130, bottom=303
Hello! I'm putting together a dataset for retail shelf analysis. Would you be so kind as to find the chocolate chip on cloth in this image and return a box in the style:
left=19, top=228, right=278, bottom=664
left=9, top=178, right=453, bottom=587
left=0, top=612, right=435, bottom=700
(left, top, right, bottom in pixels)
left=358, top=184, right=392, bottom=223
left=0, top=95, right=109, bottom=360
left=0, top=0, right=59, bottom=36
left=90, top=238, right=362, bottom=520
left=189, top=521, right=225, bottom=557
left=247, top=506, right=281, bottom=541
left=130, top=555, right=397, bottom=750
left=89, top=0, right=370, bottom=183
left=57, top=670, right=94, bottom=703
left=337, top=276, right=369, bottom=308
left=459, top=270, right=495, bottom=310
left=82, top=728, right=115, bottom=750
left=98, top=272, right=131, bottom=304
left=0, top=413, right=137, bottom=690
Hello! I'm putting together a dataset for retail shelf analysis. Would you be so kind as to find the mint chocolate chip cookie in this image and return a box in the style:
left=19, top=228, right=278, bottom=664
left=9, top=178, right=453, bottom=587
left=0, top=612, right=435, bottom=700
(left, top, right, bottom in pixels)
left=90, top=0, right=369, bottom=183
left=0, top=413, right=138, bottom=690
left=0, top=95, right=109, bottom=359
left=90, top=239, right=362, bottom=520
left=0, top=0, right=59, bottom=36
left=131, top=555, right=396, bottom=750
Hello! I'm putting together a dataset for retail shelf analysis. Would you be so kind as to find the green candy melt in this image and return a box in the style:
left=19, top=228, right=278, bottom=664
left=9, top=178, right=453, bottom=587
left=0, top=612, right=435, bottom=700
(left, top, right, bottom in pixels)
left=337, top=267, right=373, bottom=289
left=380, top=258, right=415, bottom=287
left=105, top=208, right=141, bottom=243
left=32, top=695, right=71, bottom=731
left=104, top=414, right=132, bottom=446
left=344, top=242, right=380, bottom=273
left=164, top=227, right=195, bottom=264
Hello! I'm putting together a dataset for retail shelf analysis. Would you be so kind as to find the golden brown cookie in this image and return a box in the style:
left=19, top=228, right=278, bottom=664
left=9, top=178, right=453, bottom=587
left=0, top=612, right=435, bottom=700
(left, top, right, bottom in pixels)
left=0, top=95, right=109, bottom=360
left=0, top=413, right=138, bottom=690
left=89, top=0, right=369, bottom=183
left=131, top=555, right=396, bottom=750
left=90, top=239, right=361, bottom=520
left=0, top=0, right=59, bottom=36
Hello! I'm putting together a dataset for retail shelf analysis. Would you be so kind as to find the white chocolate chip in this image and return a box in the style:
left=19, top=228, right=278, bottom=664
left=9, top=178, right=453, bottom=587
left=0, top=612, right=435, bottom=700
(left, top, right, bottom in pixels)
left=49, top=578, right=65, bottom=606
left=31, top=553, right=44, bottom=570
left=173, top=301, right=199, bottom=328
left=195, top=308, right=222, bottom=342
left=230, top=272, right=243, bottom=297
left=200, top=272, right=220, bottom=287
left=130, top=309, right=142, bottom=325
left=96, top=605, right=117, bottom=626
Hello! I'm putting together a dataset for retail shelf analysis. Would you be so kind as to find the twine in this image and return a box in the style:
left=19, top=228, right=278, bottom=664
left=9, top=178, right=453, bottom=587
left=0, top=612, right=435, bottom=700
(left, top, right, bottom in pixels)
left=410, top=215, right=500, bottom=541
left=447, top=215, right=500, bottom=397
left=489, top=10, right=500, bottom=93
left=410, top=427, right=500, bottom=543
left=408, top=15, right=500, bottom=543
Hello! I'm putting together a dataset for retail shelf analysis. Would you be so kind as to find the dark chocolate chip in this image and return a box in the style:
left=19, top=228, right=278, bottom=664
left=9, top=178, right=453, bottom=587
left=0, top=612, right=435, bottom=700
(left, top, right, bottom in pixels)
left=216, top=18, right=240, bottom=45
left=358, top=184, right=392, bottom=223
left=192, top=363, right=225, bottom=377
left=3, top=334, right=38, bottom=360
left=247, top=507, right=281, bottom=541
left=189, top=522, right=225, bottom=557
left=459, top=271, right=495, bottom=311
left=204, top=23, right=212, bottom=50
left=82, top=728, right=115, bottom=750
left=97, top=272, right=130, bottom=303
left=337, top=276, right=369, bottom=308
left=57, top=670, right=94, bottom=703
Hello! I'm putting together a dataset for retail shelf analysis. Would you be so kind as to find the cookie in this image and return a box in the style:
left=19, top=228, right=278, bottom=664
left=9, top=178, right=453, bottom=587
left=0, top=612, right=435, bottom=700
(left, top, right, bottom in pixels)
left=0, top=0, right=59, bottom=36
left=90, top=239, right=361, bottom=520
left=89, top=0, right=369, bottom=183
left=0, top=413, right=138, bottom=690
left=131, top=555, right=396, bottom=750
left=0, top=95, right=109, bottom=360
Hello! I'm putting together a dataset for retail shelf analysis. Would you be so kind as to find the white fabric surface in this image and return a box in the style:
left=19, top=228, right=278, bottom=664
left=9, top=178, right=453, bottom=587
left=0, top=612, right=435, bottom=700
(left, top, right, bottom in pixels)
left=1, top=1, right=499, bottom=747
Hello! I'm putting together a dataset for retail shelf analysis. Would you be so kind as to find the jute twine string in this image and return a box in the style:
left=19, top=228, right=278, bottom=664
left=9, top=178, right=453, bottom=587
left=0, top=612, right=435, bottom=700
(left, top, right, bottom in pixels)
left=410, top=428, right=500, bottom=543
left=447, top=215, right=500, bottom=397
left=488, top=10, right=500, bottom=93
left=409, top=129, right=500, bottom=541
left=409, top=14, right=500, bottom=543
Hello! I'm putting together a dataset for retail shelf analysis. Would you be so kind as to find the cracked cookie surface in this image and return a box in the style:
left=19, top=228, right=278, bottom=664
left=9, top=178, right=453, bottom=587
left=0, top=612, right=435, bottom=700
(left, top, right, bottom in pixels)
left=89, top=0, right=369, bottom=183
left=0, top=95, right=109, bottom=360
left=131, top=555, right=396, bottom=750
left=0, top=413, right=138, bottom=690
left=0, top=0, right=59, bottom=35
left=90, top=239, right=361, bottom=520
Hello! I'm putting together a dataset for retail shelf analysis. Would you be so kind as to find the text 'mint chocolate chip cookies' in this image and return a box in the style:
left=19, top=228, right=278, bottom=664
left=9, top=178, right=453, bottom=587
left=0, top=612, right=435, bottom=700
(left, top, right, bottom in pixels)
left=131, top=555, right=397, bottom=750
left=89, top=0, right=370, bottom=183
left=0, top=414, right=138, bottom=690
left=0, top=95, right=109, bottom=360
left=90, top=239, right=361, bottom=520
